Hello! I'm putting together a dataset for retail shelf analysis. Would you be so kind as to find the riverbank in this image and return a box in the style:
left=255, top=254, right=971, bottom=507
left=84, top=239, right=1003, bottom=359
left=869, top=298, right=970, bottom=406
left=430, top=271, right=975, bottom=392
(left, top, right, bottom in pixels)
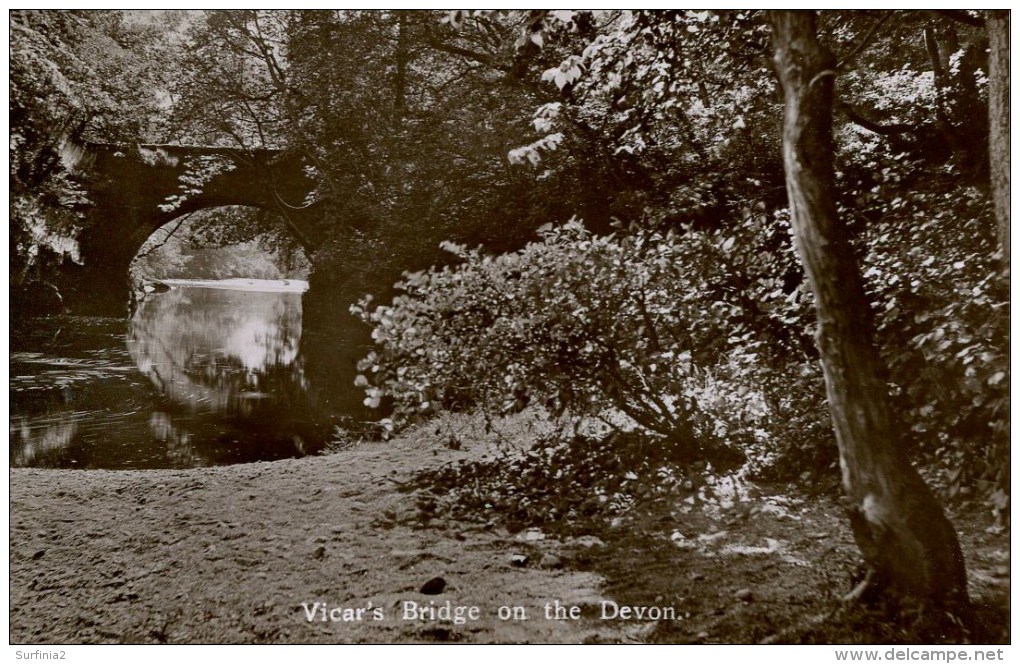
left=10, top=416, right=1010, bottom=644
left=10, top=418, right=632, bottom=644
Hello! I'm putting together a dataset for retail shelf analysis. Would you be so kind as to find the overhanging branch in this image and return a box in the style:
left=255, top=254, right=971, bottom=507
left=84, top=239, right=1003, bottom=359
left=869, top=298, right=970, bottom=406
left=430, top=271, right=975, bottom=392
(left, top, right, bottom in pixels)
left=837, top=103, right=922, bottom=136
left=135, top=213, right=195, bottom=259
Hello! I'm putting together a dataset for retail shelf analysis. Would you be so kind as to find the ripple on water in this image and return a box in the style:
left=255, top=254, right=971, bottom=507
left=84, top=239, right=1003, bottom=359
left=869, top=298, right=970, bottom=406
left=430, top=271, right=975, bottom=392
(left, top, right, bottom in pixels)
left=10, top=354, right=136, bottom=392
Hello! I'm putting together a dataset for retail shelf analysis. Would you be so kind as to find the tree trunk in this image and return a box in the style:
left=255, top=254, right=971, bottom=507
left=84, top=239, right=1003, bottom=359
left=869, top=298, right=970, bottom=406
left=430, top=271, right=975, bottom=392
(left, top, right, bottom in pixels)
left=987, top=10, right=1010, bottom=270
left=769, top=11, right=969, bottom=610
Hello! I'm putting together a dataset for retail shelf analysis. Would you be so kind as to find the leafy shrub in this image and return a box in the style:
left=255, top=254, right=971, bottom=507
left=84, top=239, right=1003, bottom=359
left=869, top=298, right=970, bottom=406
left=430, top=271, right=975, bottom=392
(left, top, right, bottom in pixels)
left=748, top=360, right=838, bottom=490
left=353, top=219, right=777, bottom=466
left=861, top=186, right=1009, bottom=513
left=355, top=195, right=1008, bottom=510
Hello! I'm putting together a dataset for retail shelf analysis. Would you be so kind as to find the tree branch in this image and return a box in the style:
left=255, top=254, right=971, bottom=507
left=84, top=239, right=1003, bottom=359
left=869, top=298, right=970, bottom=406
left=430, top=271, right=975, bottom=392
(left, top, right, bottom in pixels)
left=136, top=213, right=194, bottom=259
left=837, top=102, right=923, bottom=136
left=930, top=10, right=985, bottom=28
left=425, top=39, right=510, bottom=72
left=271, top=191, right=318, bottom=257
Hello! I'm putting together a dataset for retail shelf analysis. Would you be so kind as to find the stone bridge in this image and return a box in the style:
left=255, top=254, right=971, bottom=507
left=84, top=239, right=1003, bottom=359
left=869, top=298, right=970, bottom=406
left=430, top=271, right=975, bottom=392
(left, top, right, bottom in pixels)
left=58, top=142, right=320, bottom=315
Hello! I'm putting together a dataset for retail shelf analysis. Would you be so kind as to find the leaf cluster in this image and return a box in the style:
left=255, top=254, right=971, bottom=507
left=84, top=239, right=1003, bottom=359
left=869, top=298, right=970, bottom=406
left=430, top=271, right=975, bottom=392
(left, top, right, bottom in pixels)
left=411, top=430, right=697, bottom=534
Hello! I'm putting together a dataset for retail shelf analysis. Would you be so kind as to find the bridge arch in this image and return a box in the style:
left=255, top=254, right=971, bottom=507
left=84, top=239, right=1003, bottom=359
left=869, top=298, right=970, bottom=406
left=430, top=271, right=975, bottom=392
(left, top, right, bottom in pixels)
left=132, top=206, right=312, bottom=282
left=58, top=142, right=320, bottom=315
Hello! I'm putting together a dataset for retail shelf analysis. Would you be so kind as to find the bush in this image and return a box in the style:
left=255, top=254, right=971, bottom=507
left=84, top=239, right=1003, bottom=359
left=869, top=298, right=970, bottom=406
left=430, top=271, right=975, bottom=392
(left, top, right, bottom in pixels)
left=355, top=199, right=1008, bottom=511
left=352, top=219, right=776, bottom=466
left=861, top=187, right=1009, bottom=514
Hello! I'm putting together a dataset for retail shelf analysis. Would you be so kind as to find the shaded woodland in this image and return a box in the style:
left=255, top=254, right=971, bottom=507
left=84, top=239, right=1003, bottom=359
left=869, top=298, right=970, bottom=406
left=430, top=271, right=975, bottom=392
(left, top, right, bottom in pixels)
left=10, top=10, right=1010, bottom=640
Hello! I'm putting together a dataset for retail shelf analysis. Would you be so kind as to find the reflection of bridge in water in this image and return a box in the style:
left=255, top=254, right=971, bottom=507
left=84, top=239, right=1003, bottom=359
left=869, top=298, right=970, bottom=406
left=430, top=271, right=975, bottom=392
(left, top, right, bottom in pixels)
left=128, top=286, right=328, bottom=463
left=129, top=286, right=307, bottom=411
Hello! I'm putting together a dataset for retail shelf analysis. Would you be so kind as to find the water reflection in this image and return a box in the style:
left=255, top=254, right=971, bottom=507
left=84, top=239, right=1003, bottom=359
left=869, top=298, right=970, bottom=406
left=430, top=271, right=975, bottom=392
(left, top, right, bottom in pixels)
left=10, top=283, right=334, bottom=469
left=129, top=287, right=306, bottom=414
left=10, top=412, right=79, bottom=467
left=127, top=285, right=330, bottom=466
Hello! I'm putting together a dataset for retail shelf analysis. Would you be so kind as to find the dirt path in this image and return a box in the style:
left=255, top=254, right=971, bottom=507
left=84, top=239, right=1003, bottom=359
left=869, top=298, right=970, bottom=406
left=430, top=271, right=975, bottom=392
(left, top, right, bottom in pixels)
left=10, top=431, right=626, bottom=644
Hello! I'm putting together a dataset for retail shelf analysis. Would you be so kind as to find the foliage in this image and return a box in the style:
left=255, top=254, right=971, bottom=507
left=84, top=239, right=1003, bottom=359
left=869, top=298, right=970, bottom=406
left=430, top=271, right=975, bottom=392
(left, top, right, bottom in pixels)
left=861, top=184, right=1009, bottom=512
left=410, top=430, right=696, bottom=534
left=356, top=219, right=828, bottom=469
left=10, top=10, right=181, bottom=284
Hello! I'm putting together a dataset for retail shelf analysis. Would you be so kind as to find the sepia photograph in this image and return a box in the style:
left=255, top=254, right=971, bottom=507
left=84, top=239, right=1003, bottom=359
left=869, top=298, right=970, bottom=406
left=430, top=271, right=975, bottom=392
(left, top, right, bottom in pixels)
left=8, top=7, right=1011, bottom=653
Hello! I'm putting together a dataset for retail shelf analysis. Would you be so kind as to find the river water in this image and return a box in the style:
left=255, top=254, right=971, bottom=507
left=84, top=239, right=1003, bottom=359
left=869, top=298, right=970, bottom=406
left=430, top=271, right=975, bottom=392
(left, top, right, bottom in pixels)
left=10, top=279, right=346, bottom=469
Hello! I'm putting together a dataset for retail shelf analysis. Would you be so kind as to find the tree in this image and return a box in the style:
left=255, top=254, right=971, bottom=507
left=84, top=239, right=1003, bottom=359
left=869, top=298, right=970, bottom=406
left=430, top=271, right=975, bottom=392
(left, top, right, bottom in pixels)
left=503, top=10, right=991, bottom=611
left=768, top=10, right=968, bottom=611
left=987, top=10, right=1009, bottom=270
left=10, top=10, right=181, bottom=287
left=168, top=10, right=289, bottom=149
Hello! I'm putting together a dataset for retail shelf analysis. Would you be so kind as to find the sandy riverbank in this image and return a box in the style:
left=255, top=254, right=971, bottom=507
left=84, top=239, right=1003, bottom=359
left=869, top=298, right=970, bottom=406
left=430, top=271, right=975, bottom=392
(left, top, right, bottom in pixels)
left=10, top=424, right=630, bottom=644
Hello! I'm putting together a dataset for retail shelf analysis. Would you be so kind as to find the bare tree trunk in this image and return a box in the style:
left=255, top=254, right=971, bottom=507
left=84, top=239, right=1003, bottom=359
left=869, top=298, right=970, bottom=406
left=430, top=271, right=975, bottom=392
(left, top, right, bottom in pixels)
left=769, top=11, right=969, bottom=610
left=988, top=10, right=1010, bottom=270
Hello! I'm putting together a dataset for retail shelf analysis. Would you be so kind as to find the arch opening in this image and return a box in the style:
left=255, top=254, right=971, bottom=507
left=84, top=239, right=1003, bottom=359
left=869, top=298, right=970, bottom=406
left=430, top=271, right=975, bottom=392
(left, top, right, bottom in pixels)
left=129, top=206, right=311, bottom=294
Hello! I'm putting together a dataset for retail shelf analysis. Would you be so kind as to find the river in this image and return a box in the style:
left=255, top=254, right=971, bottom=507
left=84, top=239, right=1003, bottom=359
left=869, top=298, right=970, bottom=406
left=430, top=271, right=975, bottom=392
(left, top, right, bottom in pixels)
left=10, top=279, right=348, bottom=469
